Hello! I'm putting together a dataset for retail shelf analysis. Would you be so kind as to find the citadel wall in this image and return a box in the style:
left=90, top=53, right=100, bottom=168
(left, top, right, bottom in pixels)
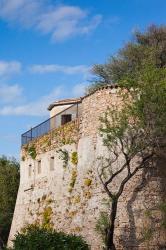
left=9, top=87, right=166, bottom=249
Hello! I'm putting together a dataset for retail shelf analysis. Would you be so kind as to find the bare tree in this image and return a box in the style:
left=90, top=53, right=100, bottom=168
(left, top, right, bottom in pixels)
left=97, top=107, right=155, bottom=249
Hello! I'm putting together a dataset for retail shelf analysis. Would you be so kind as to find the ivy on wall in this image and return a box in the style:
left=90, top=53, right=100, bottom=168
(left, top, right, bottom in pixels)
left=22, top=120, right=79, bottom=160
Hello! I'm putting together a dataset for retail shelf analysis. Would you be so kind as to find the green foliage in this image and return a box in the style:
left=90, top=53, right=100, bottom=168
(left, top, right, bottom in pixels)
left=0, top=156, right=20, bottom=245
left=99, top=27, right=166, bottom=160
left=144, top=210, right=152, bottom=218
left=95, top=212, right=109, bottom=245
left=61, top=138, right=75, bottom=145
left=90, top=26, right=166, bottom=155
left=88, top=25, right=166, bottom=93
left=21, top=156, right=25, bottom=161
left=142, top=228, right=153, bottom=241
left=42, top=207, right=53, bottom=230
left=68, top=169, right=77, bottom=193
left=58, top=149, right=69, bottom=168
left=91, top=25, right=166, bottom=249
left=28, top=145, right=37, bottom=160
left=11, top=225, right=89, bottom=250
left=71, top=151, right=78, bottom=165
left=84, top=178, right=92, bottom=187
left=159, top=202, right=166, bottom=229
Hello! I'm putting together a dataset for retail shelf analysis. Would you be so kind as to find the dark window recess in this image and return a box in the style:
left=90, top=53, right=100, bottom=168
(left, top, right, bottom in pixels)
left=61, top=114, right=72, bottom=125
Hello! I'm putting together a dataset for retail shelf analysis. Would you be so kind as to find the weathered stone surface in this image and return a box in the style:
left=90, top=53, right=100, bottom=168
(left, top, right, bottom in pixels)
left=8, top=87, right=166, bottom=250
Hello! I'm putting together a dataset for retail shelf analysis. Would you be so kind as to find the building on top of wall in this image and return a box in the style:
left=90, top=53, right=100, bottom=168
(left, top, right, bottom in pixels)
left=9, top=85, right=166, bottom=250
left=48, top=97, right=82, bottom=117
left=21, top=97, right=82, bottom=146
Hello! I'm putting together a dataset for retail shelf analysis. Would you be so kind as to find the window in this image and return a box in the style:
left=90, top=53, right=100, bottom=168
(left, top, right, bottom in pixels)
left=50, top=156, right=54, bottom=171
left=37, top=160, right=41, bottom=174
left=61, top=114, right=72, bottom=125
left=28, top=164, right=32, bottom=177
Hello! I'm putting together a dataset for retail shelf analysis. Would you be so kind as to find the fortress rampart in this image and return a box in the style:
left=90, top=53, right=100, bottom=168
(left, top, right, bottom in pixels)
left=9, top=87, right=166, bottom=249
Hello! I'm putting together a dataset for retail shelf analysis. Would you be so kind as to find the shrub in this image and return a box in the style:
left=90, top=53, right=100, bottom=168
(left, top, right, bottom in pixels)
left=57, top=149, right=69, bottom=168
left=11, top=225, right=89, bottom=250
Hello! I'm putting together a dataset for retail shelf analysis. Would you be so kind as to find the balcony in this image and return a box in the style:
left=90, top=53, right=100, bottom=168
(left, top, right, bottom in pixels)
left=21, top=103, right=81, bottom=146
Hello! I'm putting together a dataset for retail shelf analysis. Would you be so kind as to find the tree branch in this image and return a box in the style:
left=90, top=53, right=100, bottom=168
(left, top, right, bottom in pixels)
left=116, top=152, right=154, bottom=198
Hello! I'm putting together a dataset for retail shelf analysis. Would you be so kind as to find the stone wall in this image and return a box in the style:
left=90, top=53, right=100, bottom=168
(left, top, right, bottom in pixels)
left=9, top=138, right=106, bottom=249
left=9, top=87, right=166, bottom=249
left=80, top=86, right=123, bottom=139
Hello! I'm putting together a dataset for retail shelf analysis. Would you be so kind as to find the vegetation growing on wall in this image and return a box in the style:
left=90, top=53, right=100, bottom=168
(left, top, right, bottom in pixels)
left=159, top=202, right=166, bottom=229
left=68, top=169, right=77, bottom=193
left=57, top=149, right=69, bottom=168
left=42, top=206, right=53, bottom=230
left=142, top=202, right=166, bottom=242
left=84, top=178, right=92, bottom=187
left=71, top=152, right=78, bottom=165
left=28, top=145, right=37, bottom=160
left=95, top=211, right=110, bottom=246
left=22, top=120, right=79, bottom=160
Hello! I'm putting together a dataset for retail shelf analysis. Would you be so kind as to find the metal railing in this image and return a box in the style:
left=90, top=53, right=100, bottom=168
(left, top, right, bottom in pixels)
left=21, top=103, right=81, bottom=146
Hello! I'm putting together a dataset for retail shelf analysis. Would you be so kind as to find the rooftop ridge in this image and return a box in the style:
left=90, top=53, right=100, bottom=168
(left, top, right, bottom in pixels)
left=48, top=97, right=82, bottom=110
left=48, top=84, right=119, bottom=111
left=81, top=83, right=119, bottom=100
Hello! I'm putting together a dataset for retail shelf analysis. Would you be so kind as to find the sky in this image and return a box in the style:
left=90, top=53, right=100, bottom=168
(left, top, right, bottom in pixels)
left=0, top=0, right=165, bottom=159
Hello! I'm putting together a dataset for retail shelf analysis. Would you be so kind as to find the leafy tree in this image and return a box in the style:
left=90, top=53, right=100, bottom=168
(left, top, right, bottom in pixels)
left=87, top=25, right=166, bottom=94
left=0, top=156, right=20, bottom=246
left=10, top=225, right=89, bottom=250
left=89, top=25, right=166, bottom=250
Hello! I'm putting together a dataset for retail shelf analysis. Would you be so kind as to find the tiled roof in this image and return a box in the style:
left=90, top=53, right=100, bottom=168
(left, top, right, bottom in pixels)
left=48, top=97, right=82, bottom=110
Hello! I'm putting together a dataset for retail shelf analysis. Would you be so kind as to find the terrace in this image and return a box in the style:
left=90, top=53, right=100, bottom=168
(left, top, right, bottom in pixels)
left=21, top=98, right=82, bottom=145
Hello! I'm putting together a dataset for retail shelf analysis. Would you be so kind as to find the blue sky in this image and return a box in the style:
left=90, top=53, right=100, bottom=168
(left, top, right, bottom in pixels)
left=0, top=0, right=165, bottom=158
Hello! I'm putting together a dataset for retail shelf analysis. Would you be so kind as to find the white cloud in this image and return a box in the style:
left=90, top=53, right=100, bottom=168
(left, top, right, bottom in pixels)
left=37, top=6, right=86, bottom=33
left=0, top=60, right=21, bottom=76
left=0, top=86, right=62, bottom=116
left=0, top=82, right=88, bottom=116
left=79, top=15, right=102, bottom=34
left=0, top=0, right=102, bottom=41
left=72, top=82, right=87, bottom=97
left=0, top=81, right=88, bottom=116
left=30, top=64, right=91, bottom=75
left=0, top=83, right=23, bottom=103
left=0, top=0, right=43, bottom=27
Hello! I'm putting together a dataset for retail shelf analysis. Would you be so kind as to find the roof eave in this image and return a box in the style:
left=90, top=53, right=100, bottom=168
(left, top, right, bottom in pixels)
left=48, top=99, right=82, bottom=111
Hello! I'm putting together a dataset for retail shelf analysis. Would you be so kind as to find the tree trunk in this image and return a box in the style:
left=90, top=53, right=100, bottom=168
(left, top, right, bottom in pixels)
left=0, top=237, right=4, bottom=250
left=106, top=199, right=118, bottom=250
